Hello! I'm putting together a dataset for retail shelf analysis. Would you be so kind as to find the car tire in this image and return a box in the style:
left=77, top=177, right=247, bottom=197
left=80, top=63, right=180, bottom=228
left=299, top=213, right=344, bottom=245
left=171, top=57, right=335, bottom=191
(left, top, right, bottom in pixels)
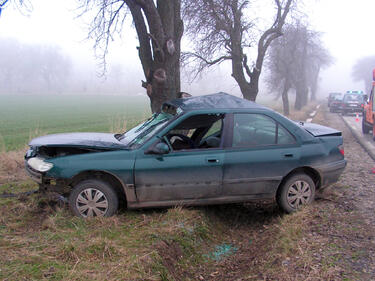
left=276, top=173, right=316, bottom=213
left=69, top=179, right=119, bottom=218
left=362, top=115, right=370, bottom=134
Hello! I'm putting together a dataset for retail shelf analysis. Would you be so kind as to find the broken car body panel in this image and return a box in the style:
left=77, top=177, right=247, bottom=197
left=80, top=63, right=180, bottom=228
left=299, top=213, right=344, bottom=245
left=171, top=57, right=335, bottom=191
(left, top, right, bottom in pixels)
left=25, top=93, right=346, bottom=210
left=29, top=132, right=128, bottom=150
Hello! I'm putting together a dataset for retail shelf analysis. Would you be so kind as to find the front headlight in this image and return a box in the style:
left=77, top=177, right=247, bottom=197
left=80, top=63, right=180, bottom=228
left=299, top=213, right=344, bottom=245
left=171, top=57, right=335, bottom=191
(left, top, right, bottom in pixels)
left=27, top=157, right=53, bottom=172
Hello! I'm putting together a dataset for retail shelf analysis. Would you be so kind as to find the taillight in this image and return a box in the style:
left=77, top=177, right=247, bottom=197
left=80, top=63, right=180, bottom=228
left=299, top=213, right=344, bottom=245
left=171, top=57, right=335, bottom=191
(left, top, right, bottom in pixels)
left=338, top=145, right=344, bottom=156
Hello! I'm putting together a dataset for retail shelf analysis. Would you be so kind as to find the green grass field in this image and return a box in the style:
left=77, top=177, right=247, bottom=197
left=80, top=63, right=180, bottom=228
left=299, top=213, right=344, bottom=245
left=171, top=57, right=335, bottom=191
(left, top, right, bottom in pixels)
left=0, top=95, right=151, bottom=151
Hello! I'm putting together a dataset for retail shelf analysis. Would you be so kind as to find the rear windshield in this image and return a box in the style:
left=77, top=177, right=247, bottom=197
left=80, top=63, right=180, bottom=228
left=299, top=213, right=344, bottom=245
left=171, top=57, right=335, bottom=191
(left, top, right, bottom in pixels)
left=333, top=94, right=343, bottom=100
left=329, top=93, right=341, bottom=98
left=343, top=94, right=362, bottom=102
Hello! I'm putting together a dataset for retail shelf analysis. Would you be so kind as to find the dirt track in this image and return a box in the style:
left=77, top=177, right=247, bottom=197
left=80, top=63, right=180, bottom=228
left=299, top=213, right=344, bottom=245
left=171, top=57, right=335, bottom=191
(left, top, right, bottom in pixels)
left=323, top=107, right=375, bottom=275
left=191, top=105, right=375, bottom=280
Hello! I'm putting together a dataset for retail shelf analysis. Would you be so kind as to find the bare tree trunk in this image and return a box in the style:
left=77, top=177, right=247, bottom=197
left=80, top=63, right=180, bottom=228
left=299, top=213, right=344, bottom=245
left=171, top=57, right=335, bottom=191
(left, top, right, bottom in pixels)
left=282, top=80, right=290, bottom=115
left=310, top=66, right=320, bottom=101
left=126, top=0, right=183, bottom=113
left=295, top=83, right=308, bottom=110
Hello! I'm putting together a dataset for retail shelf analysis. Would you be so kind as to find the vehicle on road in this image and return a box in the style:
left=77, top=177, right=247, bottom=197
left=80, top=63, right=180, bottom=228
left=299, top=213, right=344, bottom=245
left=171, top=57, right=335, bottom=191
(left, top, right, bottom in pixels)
left=341, top=92, right=365, bottom=115
left=329, top=93, right=343, bottom=113
left=24, top=93, right=347, bottom=217
left=328, top=92, right=342, bottom=107
left=363, top=70, right=375, bottom=139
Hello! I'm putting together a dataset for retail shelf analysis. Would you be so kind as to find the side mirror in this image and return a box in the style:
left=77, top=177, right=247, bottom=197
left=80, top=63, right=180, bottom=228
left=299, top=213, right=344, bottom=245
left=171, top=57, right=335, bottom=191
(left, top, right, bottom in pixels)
left=145, top=142, right=170, bottom=155
left=364, top=95, right=368, bottom=102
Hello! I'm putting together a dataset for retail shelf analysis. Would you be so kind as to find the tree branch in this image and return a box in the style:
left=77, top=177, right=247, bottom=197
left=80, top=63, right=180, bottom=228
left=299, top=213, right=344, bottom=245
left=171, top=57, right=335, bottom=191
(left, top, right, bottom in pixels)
left=125, top=0, right=153, bottom=78
left=185, top=52, right=232, bottom=66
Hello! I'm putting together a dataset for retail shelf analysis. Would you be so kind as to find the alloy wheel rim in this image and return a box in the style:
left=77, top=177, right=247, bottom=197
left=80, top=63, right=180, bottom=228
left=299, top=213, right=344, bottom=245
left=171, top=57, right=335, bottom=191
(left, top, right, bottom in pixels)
left=76, top=188, right=108, bottom=217
left=287, top=180, right=312, bottom=209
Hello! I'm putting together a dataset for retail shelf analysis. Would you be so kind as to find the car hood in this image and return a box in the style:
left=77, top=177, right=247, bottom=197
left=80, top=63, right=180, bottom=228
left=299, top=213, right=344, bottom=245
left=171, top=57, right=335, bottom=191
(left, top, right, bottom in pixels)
left=29, top=132, right=127, bottom=150
left=296, top=122, right=341, bottom=137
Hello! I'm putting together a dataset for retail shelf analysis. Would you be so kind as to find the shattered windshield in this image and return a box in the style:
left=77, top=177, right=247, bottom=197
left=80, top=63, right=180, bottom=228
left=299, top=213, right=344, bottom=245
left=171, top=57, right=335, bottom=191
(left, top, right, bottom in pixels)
left=117, top=112, right=172, bottom=148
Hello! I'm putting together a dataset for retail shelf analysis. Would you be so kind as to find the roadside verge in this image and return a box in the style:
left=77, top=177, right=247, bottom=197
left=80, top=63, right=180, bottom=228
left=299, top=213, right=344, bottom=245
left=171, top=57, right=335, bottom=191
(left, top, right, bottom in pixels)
left=341, top=116, right=375, bottom=161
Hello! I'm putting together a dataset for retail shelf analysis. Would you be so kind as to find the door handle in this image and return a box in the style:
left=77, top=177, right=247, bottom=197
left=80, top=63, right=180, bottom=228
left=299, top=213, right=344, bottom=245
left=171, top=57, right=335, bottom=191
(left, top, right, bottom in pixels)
left=284, top=154, right=293, bottom=158
left=207, top=158, right=219, bottom=163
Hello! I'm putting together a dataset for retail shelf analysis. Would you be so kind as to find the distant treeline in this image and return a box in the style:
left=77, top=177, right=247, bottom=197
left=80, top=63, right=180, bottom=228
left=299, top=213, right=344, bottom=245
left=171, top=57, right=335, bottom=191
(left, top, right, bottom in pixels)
left=0, top=38, right=139, bottom=95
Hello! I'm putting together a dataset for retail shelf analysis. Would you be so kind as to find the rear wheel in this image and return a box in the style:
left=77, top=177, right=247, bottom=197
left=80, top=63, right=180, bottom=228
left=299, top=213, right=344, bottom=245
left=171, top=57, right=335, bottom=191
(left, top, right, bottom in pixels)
left=69, top=179, right=119, bottom=218
left=362, top=114, right=370, bottom=134
left=277, top=173, right=315, bottom=213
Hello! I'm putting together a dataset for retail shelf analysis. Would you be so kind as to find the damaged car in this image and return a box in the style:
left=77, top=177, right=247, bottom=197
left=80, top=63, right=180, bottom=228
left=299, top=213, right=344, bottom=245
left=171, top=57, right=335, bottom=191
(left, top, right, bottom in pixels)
left=25, top=93, right=346, bottom=217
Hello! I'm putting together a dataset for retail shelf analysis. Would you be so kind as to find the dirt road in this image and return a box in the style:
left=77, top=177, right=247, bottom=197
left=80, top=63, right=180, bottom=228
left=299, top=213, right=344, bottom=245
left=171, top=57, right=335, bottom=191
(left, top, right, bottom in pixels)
left=195, top=106, right=375, bottom=280
left=315, top=107, right=375, bottom=277
left=342, top=114, right=375, bottom=160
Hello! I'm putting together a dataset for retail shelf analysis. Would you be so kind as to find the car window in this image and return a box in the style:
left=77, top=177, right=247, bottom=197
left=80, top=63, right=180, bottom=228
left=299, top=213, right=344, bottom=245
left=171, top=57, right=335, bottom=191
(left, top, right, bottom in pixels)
left=233, top=114, right=276, bottom=147
left=164, top=114, right=225, bottom=151
left=232, top=114, right=295, bottom=147
left=202, top=119, right=223, bottom=139
left=343, top=94, right=362, bottom=102
left=278, top=124, right=296, bottom=145
left=333, top=94, right=343, bottom=100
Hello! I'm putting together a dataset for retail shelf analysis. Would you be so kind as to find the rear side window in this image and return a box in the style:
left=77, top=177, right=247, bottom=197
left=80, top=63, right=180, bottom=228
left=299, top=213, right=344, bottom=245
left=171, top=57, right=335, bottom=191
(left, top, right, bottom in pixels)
left=232, top=114, right=295, bottom=147
left=278, top=124, right=296, bottom=145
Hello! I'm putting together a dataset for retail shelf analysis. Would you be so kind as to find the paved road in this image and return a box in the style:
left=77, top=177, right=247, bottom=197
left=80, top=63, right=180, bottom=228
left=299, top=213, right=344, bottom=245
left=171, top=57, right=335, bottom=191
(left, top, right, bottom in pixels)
left=336, top=112, right=375, bottom=160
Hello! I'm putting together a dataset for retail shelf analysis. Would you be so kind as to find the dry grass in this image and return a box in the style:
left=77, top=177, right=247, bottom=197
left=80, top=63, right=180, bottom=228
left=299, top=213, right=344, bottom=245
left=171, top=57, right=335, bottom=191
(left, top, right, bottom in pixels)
left=0, top=193, right=215, bottom=281
left=1, top=101, right=371, bottom=280
left=0, top=150, right=28, bottom=184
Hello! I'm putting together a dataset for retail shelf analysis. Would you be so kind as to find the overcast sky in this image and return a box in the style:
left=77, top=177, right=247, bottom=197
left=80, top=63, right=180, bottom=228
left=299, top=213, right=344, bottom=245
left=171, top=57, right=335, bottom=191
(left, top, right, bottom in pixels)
left=0, top=0, right=374, bottom=97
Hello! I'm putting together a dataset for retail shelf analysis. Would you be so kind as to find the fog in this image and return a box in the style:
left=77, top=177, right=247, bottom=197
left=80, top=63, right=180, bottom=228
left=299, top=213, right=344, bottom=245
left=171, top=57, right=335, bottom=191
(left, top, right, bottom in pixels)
left=0, top=0, right=374, bottom=100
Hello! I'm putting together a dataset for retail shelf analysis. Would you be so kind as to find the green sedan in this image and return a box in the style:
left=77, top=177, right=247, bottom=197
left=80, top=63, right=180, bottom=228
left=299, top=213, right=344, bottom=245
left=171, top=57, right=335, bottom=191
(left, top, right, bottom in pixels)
left=25, top=93, right=346, bottom=217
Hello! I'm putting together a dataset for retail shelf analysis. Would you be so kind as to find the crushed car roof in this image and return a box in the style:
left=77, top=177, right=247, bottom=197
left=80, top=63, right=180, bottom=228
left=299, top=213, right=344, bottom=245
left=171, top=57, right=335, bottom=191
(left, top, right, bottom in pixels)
left=164, top=92, right=265, bottom=112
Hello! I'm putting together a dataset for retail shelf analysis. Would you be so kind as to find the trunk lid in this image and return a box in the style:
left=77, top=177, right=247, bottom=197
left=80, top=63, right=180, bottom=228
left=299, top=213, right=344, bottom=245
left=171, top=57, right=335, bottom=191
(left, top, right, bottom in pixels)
left=295, top=122, right=342, bottom=137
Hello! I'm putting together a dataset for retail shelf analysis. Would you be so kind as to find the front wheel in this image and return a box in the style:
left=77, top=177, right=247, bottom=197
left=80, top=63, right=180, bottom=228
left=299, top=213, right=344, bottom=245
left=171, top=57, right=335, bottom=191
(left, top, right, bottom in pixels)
left=277, top=174, right=316, bottom=213
left=69, top=179, right=119, bottom=218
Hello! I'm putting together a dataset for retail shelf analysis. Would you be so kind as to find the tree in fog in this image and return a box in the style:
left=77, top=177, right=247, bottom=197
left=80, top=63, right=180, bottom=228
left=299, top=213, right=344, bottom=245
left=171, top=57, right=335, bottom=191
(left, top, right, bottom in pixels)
left=183, top=0, right=294, bottom=101
left=266, top=23, right=332, bottom=114
left=79, top=0, right=183, bottom=113
left=0, top=38, right=72, bottom=94
left=352, top=56, right=375, bottom=93
left=38, top=46, right=72, bottom=93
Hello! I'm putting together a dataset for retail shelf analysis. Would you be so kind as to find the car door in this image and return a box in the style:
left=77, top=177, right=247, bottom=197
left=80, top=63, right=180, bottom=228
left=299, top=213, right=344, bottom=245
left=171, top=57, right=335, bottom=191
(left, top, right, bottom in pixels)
left=223, top=113, right=300, bottom=197
left=133, top=113, right=227, bottom=204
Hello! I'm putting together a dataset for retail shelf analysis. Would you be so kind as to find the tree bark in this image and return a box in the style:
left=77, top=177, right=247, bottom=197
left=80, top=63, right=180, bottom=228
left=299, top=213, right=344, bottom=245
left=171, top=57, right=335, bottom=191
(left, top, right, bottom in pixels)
left=310, top=66, right=320, bottom=101
left=282, top=79, right=290, bottom=116
left=127, top=0, right=182, bottom=113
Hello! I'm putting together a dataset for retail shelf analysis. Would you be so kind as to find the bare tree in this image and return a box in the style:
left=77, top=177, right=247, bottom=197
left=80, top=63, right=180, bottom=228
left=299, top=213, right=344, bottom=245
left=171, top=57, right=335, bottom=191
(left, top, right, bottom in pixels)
left=352, top=56, right=375, bottom=94
left=183, top=0, right=294, bottom=101
left=265, top=24, right=298, bottom=115
left=79, top=0, right=184, bottom=113
left=0, top=0, right=32, bottom=16
left=266, top=23, right=332, bottom=113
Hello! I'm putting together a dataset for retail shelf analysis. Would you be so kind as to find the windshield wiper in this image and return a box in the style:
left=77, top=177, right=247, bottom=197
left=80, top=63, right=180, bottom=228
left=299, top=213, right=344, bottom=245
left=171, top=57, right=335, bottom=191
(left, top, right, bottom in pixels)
left=114, top=133, right=124, bottom=141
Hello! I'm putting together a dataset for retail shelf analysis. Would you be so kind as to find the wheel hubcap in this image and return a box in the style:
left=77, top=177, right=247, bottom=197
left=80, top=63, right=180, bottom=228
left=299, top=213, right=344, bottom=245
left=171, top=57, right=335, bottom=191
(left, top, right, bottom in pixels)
left=287, top=180, right=312, bottom=209
left=76, top=188, right=108, bottom=217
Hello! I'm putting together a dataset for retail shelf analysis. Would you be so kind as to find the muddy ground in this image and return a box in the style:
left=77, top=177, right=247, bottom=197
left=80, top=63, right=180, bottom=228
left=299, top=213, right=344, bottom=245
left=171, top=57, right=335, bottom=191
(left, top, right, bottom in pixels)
left=184, top=106, right=375, bottom=280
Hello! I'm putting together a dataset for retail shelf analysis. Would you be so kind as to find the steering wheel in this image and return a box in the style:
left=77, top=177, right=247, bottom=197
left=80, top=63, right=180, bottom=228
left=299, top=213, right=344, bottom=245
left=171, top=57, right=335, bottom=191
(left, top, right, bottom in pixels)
left=167, top=133, right=195, bottom=148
